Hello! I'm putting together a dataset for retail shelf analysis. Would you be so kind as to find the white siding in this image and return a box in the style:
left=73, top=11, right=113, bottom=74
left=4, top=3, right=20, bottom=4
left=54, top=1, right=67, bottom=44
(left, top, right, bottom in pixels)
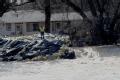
left=0, top=23, right=15, bottom=36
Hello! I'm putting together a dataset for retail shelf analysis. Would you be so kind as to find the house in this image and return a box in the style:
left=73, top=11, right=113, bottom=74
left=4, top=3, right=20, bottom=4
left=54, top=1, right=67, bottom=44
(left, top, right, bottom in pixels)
left=10, top=0, right=28, bottom=4
left=0, top=10, right=91, bottom=36
left=1, top=10, right=45, bottom=36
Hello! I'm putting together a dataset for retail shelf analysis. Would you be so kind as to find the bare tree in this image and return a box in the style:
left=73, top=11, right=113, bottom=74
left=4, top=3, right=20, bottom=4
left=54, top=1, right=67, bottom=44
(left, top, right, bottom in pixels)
left=1, top=0, right=120, bottom=45
left=44, top=0, right=51, bottom=32
left=0, top=0, right=11, bottom=17
left=28, top=0, right=51, bottom=32
left=0, top=0, right=36, bottom=17
left=62, top=0, right=120, bottom=45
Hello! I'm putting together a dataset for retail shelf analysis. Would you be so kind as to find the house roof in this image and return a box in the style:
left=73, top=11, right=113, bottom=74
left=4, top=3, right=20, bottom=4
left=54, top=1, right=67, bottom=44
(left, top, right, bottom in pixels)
left=1, top=10, right=92, bottom=23
left=2, top=10, right=45, bottom=23
left=51, top=12, right=83, bottom=21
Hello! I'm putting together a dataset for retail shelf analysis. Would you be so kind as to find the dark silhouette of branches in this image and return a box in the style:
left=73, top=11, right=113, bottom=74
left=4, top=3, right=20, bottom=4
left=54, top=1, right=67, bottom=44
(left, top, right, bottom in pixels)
left=62, top=0, right=120, bottom=45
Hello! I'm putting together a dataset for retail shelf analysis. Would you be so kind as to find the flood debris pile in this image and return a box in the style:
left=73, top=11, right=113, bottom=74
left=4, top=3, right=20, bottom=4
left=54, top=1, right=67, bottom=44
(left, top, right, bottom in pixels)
left=0, top=34, right=76, bottom=61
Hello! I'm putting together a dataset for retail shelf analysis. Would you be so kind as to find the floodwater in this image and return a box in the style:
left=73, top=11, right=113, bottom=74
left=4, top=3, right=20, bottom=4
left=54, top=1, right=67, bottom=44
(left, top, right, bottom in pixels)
left=0, top=46, right=120, bottom=80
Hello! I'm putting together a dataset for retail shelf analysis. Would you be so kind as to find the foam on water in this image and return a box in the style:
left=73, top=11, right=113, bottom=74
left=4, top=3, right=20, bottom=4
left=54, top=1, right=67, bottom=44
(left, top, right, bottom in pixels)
left=0, top=46, right=120, bottom=80
left=73, top=45, right=120, bottom=58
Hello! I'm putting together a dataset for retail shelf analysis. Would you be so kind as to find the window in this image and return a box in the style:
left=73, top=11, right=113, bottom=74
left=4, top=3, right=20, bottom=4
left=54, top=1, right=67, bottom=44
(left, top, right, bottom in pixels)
left=26, top=23, right=32, bottom=32
left=6, top=23, right=11, bottom=31
left=26, top=23, right=39, bottom=32
left=52, top=23, right=56, bottom=33
left=56, top=22, right=60, bottom=29
left=33, top=23, right=39, bottom=31
left=16, top=26, right=21, bottom=31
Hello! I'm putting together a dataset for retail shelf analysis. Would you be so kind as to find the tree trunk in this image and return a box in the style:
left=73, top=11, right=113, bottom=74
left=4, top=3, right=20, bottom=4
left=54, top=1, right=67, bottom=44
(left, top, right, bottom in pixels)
left=45, top=0, right=51, bottom=33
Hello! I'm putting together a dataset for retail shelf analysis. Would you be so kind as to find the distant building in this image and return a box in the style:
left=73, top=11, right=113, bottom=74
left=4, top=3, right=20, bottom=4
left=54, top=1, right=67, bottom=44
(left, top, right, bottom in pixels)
left=10, top=0, right=28, bottom=4
left=0, top=10, right=88, bottom=36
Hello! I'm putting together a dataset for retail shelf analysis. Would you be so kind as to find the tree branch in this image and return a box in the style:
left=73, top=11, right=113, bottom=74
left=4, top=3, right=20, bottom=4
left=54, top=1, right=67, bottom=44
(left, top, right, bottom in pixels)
left=62, top=0, right=89, bottom=19
left=11, top=1, right=34, bottom=7
left=113, top=1, right=120, bottom=17
left=110, top=1, right=120, bottom=29
left=88, top=0, right=97, bottom=17
left=96, top=0, right=102, bottom=14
